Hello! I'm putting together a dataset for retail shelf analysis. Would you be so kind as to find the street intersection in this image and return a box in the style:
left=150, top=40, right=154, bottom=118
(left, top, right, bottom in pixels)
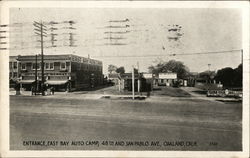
left=10, top=86, right=242, bottom=150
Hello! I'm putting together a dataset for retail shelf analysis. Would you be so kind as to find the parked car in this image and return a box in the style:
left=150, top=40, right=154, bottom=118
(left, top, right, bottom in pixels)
left=207, top=90, right=223, bottom=97
left=207, top=89, right=242, bottom=98
left=172, top=80, right=180, bottom=88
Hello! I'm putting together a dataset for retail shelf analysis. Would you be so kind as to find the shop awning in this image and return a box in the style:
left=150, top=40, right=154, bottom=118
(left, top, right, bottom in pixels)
left=45, top=80, right=68, bottom=85
left=18, top=80, right=35, bottom=84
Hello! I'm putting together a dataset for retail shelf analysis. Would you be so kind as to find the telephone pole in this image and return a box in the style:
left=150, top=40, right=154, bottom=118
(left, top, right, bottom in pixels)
left=132, top=66, right=135, bottom=100
left=208, top=64, right=211, bottom=72
left=137, top=61, right=140, bottom=93
left=241, top=49, right=243, bottom=65
left=33, top=21, right=47, bottom=96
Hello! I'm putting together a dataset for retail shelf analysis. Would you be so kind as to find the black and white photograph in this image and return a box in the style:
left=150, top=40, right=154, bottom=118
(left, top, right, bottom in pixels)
left=0, top=1, right=249, bottom=157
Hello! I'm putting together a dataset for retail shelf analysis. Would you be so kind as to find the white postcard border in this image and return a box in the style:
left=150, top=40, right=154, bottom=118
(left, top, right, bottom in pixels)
left=0, top=1, right=249, bottom=157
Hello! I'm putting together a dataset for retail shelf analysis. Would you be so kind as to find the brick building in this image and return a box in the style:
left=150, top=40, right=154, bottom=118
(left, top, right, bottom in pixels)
left=16, top=54, right=103, bottom=91
left=9, top=56, right=21, bottom=87
left=9, top=56, right=20, bottom=79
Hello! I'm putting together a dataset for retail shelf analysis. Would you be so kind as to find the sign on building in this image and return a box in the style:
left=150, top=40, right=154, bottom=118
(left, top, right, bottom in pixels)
left=158, top=73, right=177, bottom=79
left=143, top=73, right=153, bottom=79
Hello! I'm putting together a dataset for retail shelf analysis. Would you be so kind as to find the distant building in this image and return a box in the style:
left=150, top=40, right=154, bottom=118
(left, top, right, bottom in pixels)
left=108, top=73, right=121, bottom=85
left=111, top=72, right=178, bottom=91
left=142, top=73, right=153, bottom=79
left=154, top=72, right=177, bottom=86
left=17, top=54, right=103, bottom=91
left=9, top=56, right=20, bottom=80
left=186, top=72, right=199, bottom=87
left=9, top=56, right=21, bottom=88
left=120, top=73, right=140, bottom=91
left=195, top=71, right=222, bottom=90
left=119, top=73, right=153, bottom=92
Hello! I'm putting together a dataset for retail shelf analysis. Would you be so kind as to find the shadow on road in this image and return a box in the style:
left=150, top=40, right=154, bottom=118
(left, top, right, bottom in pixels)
left=75, top=84, right=114, bottom=92
left=191, top=90, right=207, bottom=95
left=152, top=86, right=191, bottom=97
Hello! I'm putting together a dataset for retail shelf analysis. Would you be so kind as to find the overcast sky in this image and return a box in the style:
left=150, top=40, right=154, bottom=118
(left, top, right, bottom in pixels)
left=9, top=8, right=242, bottom=74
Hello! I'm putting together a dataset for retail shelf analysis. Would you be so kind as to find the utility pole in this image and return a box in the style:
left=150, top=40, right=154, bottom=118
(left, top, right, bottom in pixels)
left=241, top=49, right=243, bottom=65
left=33, top=21, right=47, bottom=96
left=208, top=64, right=211, bottom=84
left=208, top=64, right=211, bottom=72
left=132, top=66, right=135, bottom=100
left=35, top=54, right=38, bottom=95
left=137, top=61, right=140, bottom=94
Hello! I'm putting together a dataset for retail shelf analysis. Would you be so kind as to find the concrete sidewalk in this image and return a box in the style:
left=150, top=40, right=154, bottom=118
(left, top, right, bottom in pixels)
left=9, top=86, right=241, bottom=103
left=10, top=90, right=147, bottom=100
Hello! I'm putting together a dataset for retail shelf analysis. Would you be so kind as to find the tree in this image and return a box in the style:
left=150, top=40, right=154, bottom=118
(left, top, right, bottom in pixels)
left=116, top=66, right=125, bottom=74
left=215, top=67, right=235, bottom=87
left=133, top=68, right=139, bottom=74
left=148, top=60, right=190, bottom=79
left=215, top=64, right=242, bottom=88
left=233, top=64, right=242, bottom=87
left=108, top=64, right=117, bottom=74
left=198, top=71, right=216, bottom=83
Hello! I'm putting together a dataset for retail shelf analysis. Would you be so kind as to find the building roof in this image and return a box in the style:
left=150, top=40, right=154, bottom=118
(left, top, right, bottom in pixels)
left=142, top=73, right=153, bottom=79
left=9, top=56, right=18, bottom=62
left=16, top=54, right=102, bottom=65
left=157, top=72, right=177, bottom=79
left=108, top=73, right=121, bottom=79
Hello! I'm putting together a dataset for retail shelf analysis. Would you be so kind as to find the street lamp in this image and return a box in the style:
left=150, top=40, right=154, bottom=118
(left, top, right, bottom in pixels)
left=207, top=64, right=211, bottom=84
left=208, top=64, right=211, bottom=72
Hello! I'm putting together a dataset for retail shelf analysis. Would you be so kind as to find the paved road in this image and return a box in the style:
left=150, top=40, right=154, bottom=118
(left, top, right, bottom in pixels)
left=10, top=87, right=242, bottom=151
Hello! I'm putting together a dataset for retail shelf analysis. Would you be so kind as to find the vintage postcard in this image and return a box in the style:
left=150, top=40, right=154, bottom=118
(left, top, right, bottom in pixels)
left=0, top=1, right=249, bottom=157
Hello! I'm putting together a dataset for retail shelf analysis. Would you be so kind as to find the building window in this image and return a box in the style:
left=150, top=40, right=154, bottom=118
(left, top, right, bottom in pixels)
left=9, top=62, right=12, bottom=69
left=44, top=63, right=54, bottom=70
left=49, top=63, right=54, bottom=70
left=45, top=63, right=50, bottom=70
left=13, top=72, right=17, bottom=78
left=13, top=62, right=17, bottom=69
left=60, top=62, right=66, bottom=70
left=32, top=63, right=41, bottom=70
left=21, top=63, right=26, bottom=70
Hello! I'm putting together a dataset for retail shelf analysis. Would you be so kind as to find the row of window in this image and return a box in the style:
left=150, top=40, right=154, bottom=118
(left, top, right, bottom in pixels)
left=22, top=73, right=69, bottom=76
left=71, top=56, right=102, bottom=65
left=21, top=76, right=69, bottom=80
left=9, top=62, right=18, bottom=69
left=21, top=62, right=66, bottom=71
left=77, top=64, right=102, bottom=71
left=13, top=62, right=101, bottom=72
left=9, top=72, right=18, bottom=78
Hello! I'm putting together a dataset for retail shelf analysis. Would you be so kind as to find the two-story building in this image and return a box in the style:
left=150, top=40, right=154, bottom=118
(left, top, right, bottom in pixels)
left=17, top=54, right=103, bottom=91
left=9, top=56, right=21, bottom=88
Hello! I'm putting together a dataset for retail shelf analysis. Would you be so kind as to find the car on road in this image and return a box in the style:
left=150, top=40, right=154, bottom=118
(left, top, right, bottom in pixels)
left=207, top=89, right=243, bottom=98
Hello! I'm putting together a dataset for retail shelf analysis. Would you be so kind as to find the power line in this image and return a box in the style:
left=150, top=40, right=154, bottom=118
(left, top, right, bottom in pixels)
left=170, top=49, right=241, bottom=56
left=92, top=49, right=242, bottom=58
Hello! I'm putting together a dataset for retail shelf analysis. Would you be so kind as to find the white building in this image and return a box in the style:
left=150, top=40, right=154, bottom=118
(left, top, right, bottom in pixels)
left=156, top=73, right=177, bottom=86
